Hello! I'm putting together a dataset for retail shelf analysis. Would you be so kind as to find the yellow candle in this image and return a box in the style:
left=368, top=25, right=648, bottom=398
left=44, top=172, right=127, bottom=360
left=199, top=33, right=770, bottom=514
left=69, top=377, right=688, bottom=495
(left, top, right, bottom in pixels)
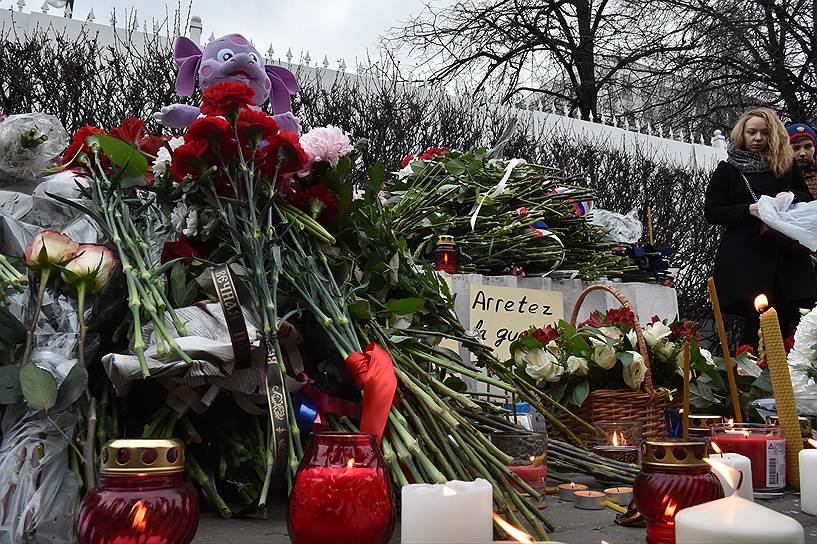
left=755, top=295, right=804, bottom=489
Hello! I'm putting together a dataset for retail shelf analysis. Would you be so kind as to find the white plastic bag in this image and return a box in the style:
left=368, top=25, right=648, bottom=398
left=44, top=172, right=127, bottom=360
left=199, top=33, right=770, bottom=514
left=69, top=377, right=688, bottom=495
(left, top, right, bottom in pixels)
left=757, top=193, right=817, bottom=252
left=588, top=208, right=643, bottom=244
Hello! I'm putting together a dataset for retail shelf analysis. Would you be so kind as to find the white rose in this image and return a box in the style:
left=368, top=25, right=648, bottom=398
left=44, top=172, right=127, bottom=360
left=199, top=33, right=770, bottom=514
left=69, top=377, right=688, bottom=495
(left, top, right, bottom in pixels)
left=590, top=338, right=617, bottom=370
left=643, top=321, right=672, bottom=347
left=525, top=348, right=565, bottom=383
left=622, top=351, right=648, bottom=390
left=546, top=340, right=560, bottom=355
left=625, top=330, right=638, bottom=350
left=656, top=340, right=677, bottom=363
left=513, top=349, right=527, bottom=366
left=566, top=355, right=589, bottom=376
left=699, top=348, right=715, bottom=366
left=599, top=326, right=623, bottom=340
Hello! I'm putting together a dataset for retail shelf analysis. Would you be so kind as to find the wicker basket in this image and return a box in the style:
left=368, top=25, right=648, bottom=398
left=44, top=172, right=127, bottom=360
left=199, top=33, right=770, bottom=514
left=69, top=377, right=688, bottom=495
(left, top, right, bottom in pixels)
left=561, top=284, right=679, bottom=445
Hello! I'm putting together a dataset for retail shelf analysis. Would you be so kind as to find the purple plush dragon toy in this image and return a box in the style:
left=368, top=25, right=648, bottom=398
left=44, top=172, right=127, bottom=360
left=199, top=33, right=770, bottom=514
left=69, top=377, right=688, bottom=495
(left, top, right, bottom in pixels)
left=153, top=33, right=301, bottom=132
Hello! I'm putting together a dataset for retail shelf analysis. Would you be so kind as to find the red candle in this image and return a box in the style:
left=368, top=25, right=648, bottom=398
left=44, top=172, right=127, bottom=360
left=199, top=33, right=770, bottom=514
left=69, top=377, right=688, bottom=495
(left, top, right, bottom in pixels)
left=711, top=423, right=785, bottom=492
left=507, top=463, right=547, bottom=493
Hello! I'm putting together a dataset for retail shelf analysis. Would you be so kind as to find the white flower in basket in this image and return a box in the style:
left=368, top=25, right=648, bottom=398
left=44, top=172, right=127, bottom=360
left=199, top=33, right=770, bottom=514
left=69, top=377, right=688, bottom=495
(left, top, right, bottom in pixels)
left=622, top=351, right=647, bottom=390
left=566, top=355, right=589, bottom=376
left=524, top=348, right=564, bottom=383
left=590, top=337, right=617, bottom=369
left=599, top=326, right=623, bottom=340
left=643, top=321, right=672, bottom=347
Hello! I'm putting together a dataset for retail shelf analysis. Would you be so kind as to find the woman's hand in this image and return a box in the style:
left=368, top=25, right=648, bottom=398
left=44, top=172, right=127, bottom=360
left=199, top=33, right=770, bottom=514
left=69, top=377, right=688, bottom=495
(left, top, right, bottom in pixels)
left=749, top=203, right=760, bottom=217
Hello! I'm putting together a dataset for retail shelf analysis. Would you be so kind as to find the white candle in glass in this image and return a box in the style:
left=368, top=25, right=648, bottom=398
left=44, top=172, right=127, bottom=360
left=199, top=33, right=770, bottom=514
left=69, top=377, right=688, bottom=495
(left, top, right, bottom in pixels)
left=800, top=440, right=817, bottom=516
left=401, top=479, right=493, bottom=543
left=709, top=452, right=753, bottom=501
left=675, top=493, right=804, bottom=543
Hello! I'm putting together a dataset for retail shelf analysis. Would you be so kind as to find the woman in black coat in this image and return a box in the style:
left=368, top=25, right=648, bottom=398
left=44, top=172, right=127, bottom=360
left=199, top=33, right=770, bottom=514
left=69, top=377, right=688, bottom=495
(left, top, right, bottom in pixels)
left=705, top=107, right=817, bottom=347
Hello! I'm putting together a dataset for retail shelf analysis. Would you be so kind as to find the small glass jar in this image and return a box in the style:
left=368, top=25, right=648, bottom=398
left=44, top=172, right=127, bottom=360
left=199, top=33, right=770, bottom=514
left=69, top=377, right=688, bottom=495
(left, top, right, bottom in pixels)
left=489, top=431, right=548, bottom=497
left=433, top=235, right=457, bottom=273
left=766, top=415, right=815, bottom=449
left=711, top=423, right=786, bottom=493
left=687, top=414, right=724, bottom=447
left=592, top=421, right=641, bottom=464
left=288, top=432, right=395, bottom=544
left=634, top=439, right=723, bottom=544
left=77, top=439, right=199, bottom=544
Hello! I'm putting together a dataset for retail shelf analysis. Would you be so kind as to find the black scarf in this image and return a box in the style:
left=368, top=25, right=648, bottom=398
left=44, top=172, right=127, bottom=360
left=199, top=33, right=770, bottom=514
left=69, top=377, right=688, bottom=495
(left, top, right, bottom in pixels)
left=726, top=141, right=769, bottom=173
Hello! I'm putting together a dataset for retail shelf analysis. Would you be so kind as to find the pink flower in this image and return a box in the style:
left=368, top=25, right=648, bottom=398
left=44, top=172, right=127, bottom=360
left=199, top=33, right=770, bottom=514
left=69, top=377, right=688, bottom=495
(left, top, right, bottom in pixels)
left=25, top=230, right=79, bottom=271
left=62, top=244, right=117, bottom=294
left=299, top=125, right=353, bottom=168
left=512, top=266, right=525, bottom=278
left=516, top=207, right=527, bottom=217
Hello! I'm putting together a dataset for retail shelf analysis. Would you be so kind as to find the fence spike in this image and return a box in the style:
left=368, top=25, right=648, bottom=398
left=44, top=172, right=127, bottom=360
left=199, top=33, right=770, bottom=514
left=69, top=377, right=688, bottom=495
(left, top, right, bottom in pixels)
left=612, top=114, right=618, bottom=128
left=40, top=1, right=48, bottom=13
left=550, top=102, right=557, bottom=114
left=286, top=47, right=293, bottom=63
left=304, top=50, right=311, bottom=65
left=322, top=54, right=329, bottom=69
left=267, top=44, right=274, bottom=62
left=635, top=118, right=641, bottom=132
left=109, top=9, right=116, bottom=26
left=207, top=31, right=214, bottom=43
left=17, top=0, right=24, bottom=12
left=339, top=58, right=346, bottom=72
left=86, top=7, right=94, bottom=21
left=647, top=123, right=653, bottom=136
left=624, top=116, right=630, bottom=131
left=658, top=125, right=664, bottom=138
left=64, top=3, right=71, bottom=17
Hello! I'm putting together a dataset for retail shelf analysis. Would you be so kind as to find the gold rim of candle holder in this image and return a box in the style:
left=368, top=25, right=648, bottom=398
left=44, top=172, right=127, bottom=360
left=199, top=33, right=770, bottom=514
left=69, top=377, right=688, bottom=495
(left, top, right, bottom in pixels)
left=641, top=439, right=709, bottom=468
left=100, top=439, right=185, bottom=474
left=766, top=415, right=812, bottom=438
left=687, top=415, right=725, bottom=431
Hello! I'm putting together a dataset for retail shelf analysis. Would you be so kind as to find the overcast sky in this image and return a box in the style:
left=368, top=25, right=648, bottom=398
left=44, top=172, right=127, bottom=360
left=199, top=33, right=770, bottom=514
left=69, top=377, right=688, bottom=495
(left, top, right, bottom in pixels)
left=43, top=0, right=430, bottom=68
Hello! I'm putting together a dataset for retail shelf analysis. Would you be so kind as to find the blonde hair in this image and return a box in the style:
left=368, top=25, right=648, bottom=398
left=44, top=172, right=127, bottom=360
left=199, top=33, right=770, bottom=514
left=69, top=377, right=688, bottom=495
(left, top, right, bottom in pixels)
left=730, top=108, right=793, bottom=177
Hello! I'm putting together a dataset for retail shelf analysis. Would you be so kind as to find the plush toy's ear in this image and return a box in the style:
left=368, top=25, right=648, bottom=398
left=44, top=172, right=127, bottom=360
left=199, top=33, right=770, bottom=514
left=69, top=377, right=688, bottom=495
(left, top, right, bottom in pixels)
left=174, top=37, right=203, bottom=96
left=265, top=65, right=300, bottom=114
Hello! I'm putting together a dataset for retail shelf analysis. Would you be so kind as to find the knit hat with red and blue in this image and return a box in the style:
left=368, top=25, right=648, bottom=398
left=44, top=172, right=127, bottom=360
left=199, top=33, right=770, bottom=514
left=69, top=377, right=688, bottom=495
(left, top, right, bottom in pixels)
left=787, top=122, right=817, bottom=143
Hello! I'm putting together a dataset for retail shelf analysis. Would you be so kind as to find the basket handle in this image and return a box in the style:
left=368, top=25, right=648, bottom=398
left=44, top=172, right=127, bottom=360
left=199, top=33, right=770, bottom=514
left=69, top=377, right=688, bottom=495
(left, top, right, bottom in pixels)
left=569, top=284, right=654, bottom=394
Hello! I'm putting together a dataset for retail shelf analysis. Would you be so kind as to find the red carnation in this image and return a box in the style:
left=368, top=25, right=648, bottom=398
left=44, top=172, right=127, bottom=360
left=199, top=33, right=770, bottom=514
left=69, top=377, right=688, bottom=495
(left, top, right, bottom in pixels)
left=186, top=116, right=236, bottom=158
left=236, top=110, right=280, bottom=153
left=401, top=154, right=415, bottom=168
left=290, top=183, right=339, bottom=223
left=531, top=325, right=558, bottom=346
left=62, top=125, right=106, bottom=164
left=200, top=82, right=257, bottom=116
left=109, top=117, right=145, bottom=145
left=419, top=147, right=447, bottom=161
left=261, top=130, right=309, bottom=178
left=735, top=344, right=755, bottom=358
left=170, top=139, right=212, bottom=182
left=784, top=335, right=795, bottom=354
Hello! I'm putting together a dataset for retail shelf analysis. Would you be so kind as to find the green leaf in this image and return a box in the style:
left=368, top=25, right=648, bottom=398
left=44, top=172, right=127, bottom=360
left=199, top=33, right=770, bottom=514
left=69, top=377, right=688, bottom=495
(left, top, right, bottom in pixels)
left=348, top=301, right=372, bottom=321
left=96, top=134, right=148, bottom=177
left=386, top=297, right=426, bottom=315
left=444, top=159, right=466, bottom=175
left=0, top=306, right=26, bottom=346
left=19, top=362, right=58, bottom=412
left=120, top=176, right=147, bottom=189
left=170, top=262, right=197, bottom=308
left=568, top=379, right=590, bottom=407
left=368, top=162, right=385, bottom=196
left=443, top=376, right=468, bottom=394
left=53, top=362, right=88, bottom=412
left=617, top=351, right=636, bottom=367
left=733, top=354, right=762, bottom=378
left=0, top=365, right=22, bottom=404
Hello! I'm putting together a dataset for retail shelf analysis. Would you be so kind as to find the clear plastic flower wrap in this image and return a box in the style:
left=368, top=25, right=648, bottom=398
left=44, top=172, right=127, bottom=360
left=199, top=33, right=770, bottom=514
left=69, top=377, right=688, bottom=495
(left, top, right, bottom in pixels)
left=588, top=208, right=644, bottom=244
left=0, top=113, right=68, bottom=181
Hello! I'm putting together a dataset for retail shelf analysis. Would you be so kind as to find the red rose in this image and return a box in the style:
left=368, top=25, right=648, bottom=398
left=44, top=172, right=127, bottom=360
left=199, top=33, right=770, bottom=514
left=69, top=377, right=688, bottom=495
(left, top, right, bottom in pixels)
left=62, top=125, right=106, bottom=164
left=735, top=344, right=756, bottom=357
left=419, top=147, right=447, bottom=161
left=531, top=325, right=558, bottom=346
left=784, top=335, right=795, bottom=354
left=200, top=82, right=256, bottom=116
left=170, top=139, right=212, bottom=182
left=290, top=183, right=339, bottom=223
left=237, top=110, right=280, bottom=152
left=401, top=154, right=415, bottom=168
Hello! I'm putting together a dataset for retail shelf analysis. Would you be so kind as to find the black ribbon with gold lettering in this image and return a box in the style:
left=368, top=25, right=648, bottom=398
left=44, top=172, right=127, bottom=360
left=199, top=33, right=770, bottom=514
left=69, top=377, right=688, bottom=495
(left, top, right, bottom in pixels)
left=262, top=344, right=290, bottom=487
left=211, top=265, right=251, bottom=369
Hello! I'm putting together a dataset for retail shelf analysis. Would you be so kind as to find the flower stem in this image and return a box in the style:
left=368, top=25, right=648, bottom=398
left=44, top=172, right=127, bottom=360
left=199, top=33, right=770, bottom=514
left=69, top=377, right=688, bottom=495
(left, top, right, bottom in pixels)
left=21, top=268, right=51, bottom=365
left=76, top=283, right=87, bottom=368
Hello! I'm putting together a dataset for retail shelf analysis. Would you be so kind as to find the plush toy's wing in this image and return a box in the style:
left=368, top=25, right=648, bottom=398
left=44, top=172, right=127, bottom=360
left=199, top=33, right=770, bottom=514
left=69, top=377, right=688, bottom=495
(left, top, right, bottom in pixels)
left=174, top=37, right=203, bottom=96
left=265, top=65, right=300, bottom=114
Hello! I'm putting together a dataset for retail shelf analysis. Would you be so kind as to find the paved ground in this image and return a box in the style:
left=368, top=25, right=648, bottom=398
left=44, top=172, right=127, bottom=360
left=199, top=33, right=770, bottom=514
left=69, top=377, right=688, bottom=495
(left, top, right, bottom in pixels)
left=193, top=478, right=817, bottom=543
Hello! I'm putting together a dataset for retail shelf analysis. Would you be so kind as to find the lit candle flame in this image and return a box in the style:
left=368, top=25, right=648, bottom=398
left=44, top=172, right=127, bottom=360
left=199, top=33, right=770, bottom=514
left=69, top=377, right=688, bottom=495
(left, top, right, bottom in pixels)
left=570, top=482, right=576, bottom=489
left=705, top=458, right=741, bottom=495
left=679, top=408, right=684, bottom=414
left=754, top=294, right=769, bottom=312
left=663, top=497, right=678, bottom=522
left=711, top=442, right=723, bottom=456
left=492, top=513, right=534, bottom=543
left=611, top=430, right=627, bottom=446
left=727, top=418, right=734, bottom=427
left=130, top=501, right=148, bottom=532
left=742, top=430, right=750, bottom=439
left=809, top=439, right=817, bottom=449
left=346, top=458, right=355, bottom=468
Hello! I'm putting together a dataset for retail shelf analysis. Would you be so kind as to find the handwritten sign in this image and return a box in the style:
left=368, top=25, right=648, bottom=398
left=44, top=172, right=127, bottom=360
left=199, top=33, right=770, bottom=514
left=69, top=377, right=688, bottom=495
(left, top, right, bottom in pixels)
left=468, top=284, right=563, bottom=360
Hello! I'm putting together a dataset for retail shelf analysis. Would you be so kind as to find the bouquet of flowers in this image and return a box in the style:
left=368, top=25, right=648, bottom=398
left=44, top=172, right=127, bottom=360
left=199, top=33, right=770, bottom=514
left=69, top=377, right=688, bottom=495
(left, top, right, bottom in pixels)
left=508, top=308, right=714, bottom=408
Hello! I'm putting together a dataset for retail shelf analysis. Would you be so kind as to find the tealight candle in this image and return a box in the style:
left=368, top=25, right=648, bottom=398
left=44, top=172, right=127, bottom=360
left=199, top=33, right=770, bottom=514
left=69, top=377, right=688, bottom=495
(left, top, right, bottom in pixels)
left=604, top=486, right=633, bottom=505
left=557, top=482, right=587, bottom=501
left=573, top=490, right=605, bottom=510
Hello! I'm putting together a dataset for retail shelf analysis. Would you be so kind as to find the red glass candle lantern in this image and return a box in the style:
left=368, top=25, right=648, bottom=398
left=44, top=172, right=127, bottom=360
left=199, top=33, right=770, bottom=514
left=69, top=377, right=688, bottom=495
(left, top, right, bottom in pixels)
left=634, top=439, right=723, bottom=544
left=711, top=422, right=785, bottom=493
left=433, top=235, right=457, bottom=273
left=288, top=432, right=395, bottom=544
left=77, top=439, right=199, bottom=544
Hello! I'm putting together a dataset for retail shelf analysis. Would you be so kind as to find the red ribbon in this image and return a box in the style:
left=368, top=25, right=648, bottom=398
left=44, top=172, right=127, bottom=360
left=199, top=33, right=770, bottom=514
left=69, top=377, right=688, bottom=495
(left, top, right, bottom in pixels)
left=344, top=342, right=398, bottom=444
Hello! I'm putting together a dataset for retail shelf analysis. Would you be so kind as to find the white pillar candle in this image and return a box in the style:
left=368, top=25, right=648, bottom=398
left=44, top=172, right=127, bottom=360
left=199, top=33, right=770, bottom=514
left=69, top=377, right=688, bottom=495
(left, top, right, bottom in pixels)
left=800, top=444, right=817, bottom=516
left=675, top=494, right=804, bottom=544
left=710, top=453, right=753, bottom=501
left=401, top=479, right=493, bottom=543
